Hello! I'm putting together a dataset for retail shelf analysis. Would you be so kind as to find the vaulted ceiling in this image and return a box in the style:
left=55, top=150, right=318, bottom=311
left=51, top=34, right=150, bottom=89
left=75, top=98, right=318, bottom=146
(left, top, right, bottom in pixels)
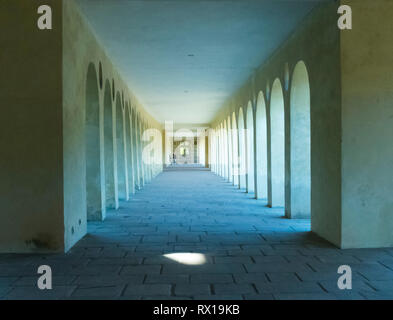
left=77, top=0, right=320, bottom=124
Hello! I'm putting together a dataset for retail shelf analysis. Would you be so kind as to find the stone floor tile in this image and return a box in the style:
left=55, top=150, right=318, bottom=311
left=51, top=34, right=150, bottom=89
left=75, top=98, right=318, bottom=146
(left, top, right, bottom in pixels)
left=145, top=274, right=190, bottom=284
left=214, top=256, right=253, bottom=264
left=73, top=275, right=144, bottom=286
left=0, top=277, right=18, bottom=286
left=13, top=275, right=76, bottom=286
left=123, top=284, right=172, bottom=296
left=71, top=285, right=125, bottom=298
left=1, top=169, right=393, bottom=300
left=3, top=286, right=76, bottom=300
left=193, top=295, right=243, bottom=300
left=120, top=265, right=161, bottom=275
left=255, top=281, right=324, bottom=294
left=191, top=274, right=234, bottom=284
left=214, top=283, right=256, bottom=295
left=175, top=284, right=210, bottom=296
left=273, top=292, right=336, bottom=300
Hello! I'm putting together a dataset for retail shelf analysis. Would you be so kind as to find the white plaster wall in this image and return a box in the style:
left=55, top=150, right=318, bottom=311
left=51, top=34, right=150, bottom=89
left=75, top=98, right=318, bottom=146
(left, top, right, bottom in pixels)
left=289, top=61, right=311, bottom=218
left=63, top=0, right=162, bottom=252
left=0, top=0, right=64, bottom=253
left=211, top=2, right=342, bottom=246
left=340, top=0, right=393, bottom=248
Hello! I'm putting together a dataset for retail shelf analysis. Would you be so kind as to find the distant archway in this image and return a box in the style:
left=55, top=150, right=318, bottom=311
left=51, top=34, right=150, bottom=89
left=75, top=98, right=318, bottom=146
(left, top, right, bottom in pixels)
left=139, top=118, right=143, bottom=184
left=116, top=93, right=127, bottom=201
left=213, top=127, right=218, bottom=174
left=227, top=116, right=233, bottom=183
left=255, top=91, right=268, bottom=200
left=216, top=123, right=219, bottom=176
left=136, top=115, right=143, bottom=187
left=85, top=63, right=102, bottom=220
left=211, top=129, right=216, bottom=173
left=223, top=121, right=228, bottom=180
left=125, top=103, right=134, bottom=196
left=216, top=128, right=219, bottom=173
left=131, top=109, right=139, bottom=190
left=219, top=123, right=223, bottom=177
left=142, top=120, right=146, bottom=185
left=270, top=79, right=285, bottom=207
left=232, top=112, right=239, bottom=186
left=238, top=108, right=247, bottom=189
left=246, top=102, right=255, bottom=193
left=289, top=61, right=311, bottom=218
left=104, top=80, right=115, bottom=209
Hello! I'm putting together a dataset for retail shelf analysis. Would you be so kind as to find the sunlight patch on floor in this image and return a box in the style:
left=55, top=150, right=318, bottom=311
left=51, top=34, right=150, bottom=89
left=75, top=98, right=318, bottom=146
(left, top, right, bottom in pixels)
left=163, top=252, right=207, bottom=265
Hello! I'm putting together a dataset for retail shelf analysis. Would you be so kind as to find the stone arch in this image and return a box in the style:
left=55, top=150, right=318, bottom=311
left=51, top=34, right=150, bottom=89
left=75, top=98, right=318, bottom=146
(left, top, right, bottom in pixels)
left=289, top=61, right=311, bottom=218
left=219, top=124, right=222, bottom=175
left=238, top=107, right=247, bottom=189
left=125, top=102, right=135, bottom=195
left=136, top=113, right=143, bottom=187
left=223, top=121, right=228, bottom=179
left=148, top=122, right=154, bottom=181
left=104, top=80, right=115, bottom=209
left=246, top=101, right=255, bottom=194
left=142, top=119, right=145, bottom=182
left=85, top=63, right=102, bottom=220
left=98, top=62, right=103, bottom=89
left=116, top=92, right=127, bottom=201
left=209, top=129, right=215, bottom=173
left=227, top=116, right=233, bottom=183
left=266, top=82, right=271, bottom=101
left=217, top=123, right=222, bottom=176
left=214, top=126, right=220, bottom=174
left=284, top=63, right=290, bottom=91
left=232, top=112, right=239, bottom=186
left=210, top=129, right=214, bottom=172
left=131, top=108, right=139, bottom=190
left=269, top=78, right=285, bottom=207
left=135, top=113, right=140, bottom=186
left=255, top=91, right=268, bottom=200
left=112, top=79, right=115, bottom=100
left=141, top=120, right=148, bottom=182
left=215, top=127, right=219, bottom=174
left=220, top=122, right=224, bottom=177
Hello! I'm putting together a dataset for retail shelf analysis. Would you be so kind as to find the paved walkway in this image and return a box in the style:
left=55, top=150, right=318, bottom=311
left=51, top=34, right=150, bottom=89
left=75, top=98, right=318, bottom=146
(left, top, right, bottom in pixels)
left=1, top=169, right=393, bottom=300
